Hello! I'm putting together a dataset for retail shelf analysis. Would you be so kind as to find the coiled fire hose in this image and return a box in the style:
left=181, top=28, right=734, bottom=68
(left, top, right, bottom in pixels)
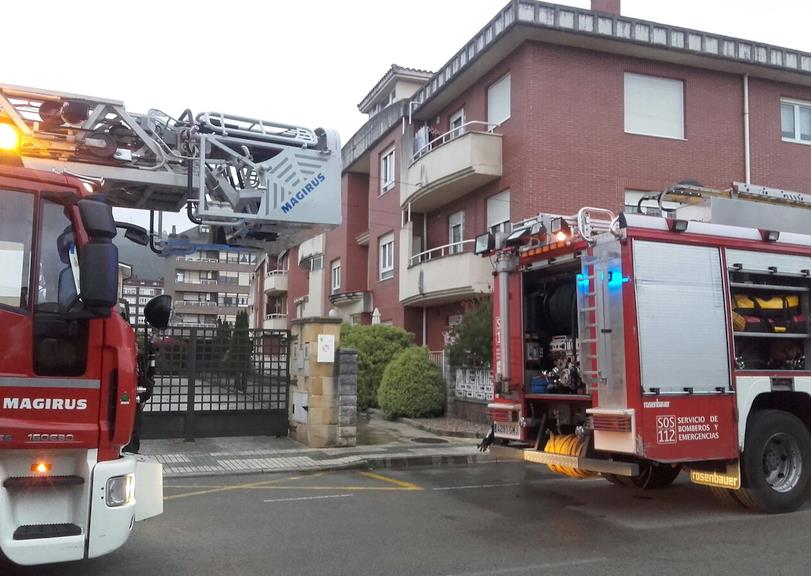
left=544, top=434, right=594, bottom=479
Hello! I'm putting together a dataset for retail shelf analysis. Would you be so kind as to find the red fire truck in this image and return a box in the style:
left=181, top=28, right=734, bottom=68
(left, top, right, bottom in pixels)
left=477, top=183, right=811, bottom=513
left=0, top=85, right=341, bottom=564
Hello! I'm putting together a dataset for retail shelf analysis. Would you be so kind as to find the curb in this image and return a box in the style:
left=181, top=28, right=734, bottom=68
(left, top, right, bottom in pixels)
left=160, top=450, right=494, bottom=479
left=398, top=417, right=486, bottom=439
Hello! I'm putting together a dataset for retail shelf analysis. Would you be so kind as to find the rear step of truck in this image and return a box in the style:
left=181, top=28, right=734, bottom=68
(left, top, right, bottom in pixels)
left=3, top=475, right=84, bottom=489
left=13, top=523, right=82, bottom=540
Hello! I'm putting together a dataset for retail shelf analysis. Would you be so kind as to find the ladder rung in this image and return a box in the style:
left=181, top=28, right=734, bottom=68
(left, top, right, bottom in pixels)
left=580, top=338, right=597, bottom=344
left=581, top=306, right=596, bottom=312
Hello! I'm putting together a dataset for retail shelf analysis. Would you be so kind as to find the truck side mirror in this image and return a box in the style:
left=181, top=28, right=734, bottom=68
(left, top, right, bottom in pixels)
left=116, top=221, right=150, bottom=247
left=144, top=294, right=172, bottom=329
left=79, top=241, right=118, bottom=313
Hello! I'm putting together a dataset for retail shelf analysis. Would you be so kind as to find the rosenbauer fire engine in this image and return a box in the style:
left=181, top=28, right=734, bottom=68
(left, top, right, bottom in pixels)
left=0, top=84, right=341, bottom=565
left=476, top=182, right=811, bottom=513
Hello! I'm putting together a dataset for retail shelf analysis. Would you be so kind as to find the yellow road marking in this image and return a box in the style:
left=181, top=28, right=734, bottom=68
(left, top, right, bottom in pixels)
left=359, top=471, right=422, bottom=491
left=163, top=470, right=421, bottom=500
left=242, top=485, right=406, bottom=491
left=163, top=476, right=291, bottom=501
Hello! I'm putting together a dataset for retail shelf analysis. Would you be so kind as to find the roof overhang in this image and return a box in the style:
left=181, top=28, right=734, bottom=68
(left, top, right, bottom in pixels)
left=412, top=0, right=811, bottom=121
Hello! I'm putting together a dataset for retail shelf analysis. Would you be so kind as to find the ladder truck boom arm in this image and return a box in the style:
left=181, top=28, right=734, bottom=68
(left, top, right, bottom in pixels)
left=0, top=84, right=342, bottom=250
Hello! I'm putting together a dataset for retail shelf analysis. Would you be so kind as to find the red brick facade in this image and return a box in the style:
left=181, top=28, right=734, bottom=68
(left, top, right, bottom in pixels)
left=283, top=31, right=811, bottom=349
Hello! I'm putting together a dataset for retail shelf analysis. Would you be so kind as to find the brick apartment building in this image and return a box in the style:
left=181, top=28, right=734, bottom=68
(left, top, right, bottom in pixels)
left=251, top=0, right=811, bottom=349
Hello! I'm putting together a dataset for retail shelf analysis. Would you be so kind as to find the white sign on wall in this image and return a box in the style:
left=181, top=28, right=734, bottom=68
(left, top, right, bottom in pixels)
left=317, top=334, right=335, bottom=363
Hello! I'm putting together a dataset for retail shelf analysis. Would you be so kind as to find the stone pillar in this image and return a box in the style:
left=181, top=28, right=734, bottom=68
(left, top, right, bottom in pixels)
left=288, top=317, right=349, bottom=448
left=335, top=349, right=358, bottom=447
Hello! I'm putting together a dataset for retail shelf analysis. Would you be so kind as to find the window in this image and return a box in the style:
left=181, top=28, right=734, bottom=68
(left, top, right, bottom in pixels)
left=0, top=191, right=33, bottom=311
left=449, top=108, right=465, bottom=139
left=449, top=211, right=464, bottom=255
left=37, top=200, right=78, bottom=312
left=487, top=74, right=511, bottom=127
left=331, top=259, right=341, bottom=294
left=380, top=147, right=395, bottom=193
left=781, top=99, right=811, bottom=144
left=176, top=271, right=185, bottom=283
left=624, top=73, right=684, bottom=139
left=123, top=286, right=137, bottom=295
left=310, top=254, right=323, bottom=272
left=379, top=233, right=394, bottom=281
left=487, top=190, right=511, bottom=236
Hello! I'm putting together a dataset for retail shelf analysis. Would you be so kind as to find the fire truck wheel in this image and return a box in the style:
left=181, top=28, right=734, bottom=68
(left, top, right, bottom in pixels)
left=709, top=487, right=747, bottom=509
left=602, top=473, right=632, bottom=487
left=628, top=463, right=681, bottom=489
left=738, top=409, right=811, bottom=514
left=603, top=464, right=680, bottom=489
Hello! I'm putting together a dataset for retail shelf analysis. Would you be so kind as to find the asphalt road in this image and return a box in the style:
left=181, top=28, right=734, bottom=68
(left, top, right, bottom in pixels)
left=5, top=462, right=811, bottom=576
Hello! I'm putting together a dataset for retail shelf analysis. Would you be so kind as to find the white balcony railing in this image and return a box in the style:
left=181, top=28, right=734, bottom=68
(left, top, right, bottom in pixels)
left=264, top=269, right=289, bottom=294
left=411, top=120, right=499, bottom=164
left=404, top=125, right=502, bottom=212
left=400, top=233, right=492, bottom=306
left=409, top=239, right=473, bottom=267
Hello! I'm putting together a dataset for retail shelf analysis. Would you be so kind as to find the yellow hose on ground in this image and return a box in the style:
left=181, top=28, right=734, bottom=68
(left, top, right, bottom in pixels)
left=544, top=434, right=594, bottom=479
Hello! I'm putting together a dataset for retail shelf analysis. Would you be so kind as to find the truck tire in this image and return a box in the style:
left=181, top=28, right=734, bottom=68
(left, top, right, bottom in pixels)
left=604, top=463, right=680, bottom=489
left=737, top=409, right=811, bottom=514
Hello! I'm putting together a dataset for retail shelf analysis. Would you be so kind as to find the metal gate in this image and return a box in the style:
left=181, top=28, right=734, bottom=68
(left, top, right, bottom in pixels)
left=140, top=326, right=290, bottom=440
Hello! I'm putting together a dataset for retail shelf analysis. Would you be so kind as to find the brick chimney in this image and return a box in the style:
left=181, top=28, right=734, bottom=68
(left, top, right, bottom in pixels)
left=591, top=0, right=621, bottom=15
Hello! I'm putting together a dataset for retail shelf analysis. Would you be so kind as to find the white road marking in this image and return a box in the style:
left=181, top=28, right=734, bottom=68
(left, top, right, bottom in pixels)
left=432, top=482, right=522, bottom=491
left=443, top=557, right=608, bottom=576
left=263, top=494, right=354, bottom=504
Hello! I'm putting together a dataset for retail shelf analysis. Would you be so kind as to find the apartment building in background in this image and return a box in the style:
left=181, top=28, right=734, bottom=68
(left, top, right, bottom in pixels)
left=165, top=225, right=258, bottom=327
left=251, top=0, right=811, bottom=348
left=121, top=278, right=164, bottom=325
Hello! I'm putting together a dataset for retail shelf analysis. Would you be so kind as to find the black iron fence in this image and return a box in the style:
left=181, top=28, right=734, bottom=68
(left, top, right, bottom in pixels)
left=139, top=325, right=290, bottom=440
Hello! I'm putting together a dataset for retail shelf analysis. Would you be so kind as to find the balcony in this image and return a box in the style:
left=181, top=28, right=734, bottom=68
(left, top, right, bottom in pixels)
left=399, top=239, right=494, bottom=306
left=264, top=270, right=288, bottom=294
left=404, top=122, right=502, bottom=212
left=263, top=314, right=288, bottom=330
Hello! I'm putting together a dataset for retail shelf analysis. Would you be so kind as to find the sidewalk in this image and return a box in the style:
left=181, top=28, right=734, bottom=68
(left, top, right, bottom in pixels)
left=139, top=411, right=491, bottom=478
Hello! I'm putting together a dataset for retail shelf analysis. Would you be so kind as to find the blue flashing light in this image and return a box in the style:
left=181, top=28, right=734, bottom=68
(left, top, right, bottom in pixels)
left=576, top=273, right=590, bottom=292
left=607, top=270, right=630, bottom=289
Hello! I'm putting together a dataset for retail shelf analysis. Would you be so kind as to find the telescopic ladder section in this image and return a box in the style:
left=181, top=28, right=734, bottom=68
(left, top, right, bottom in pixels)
left=0, top=84, right=341, bottom=249
left=639, top=182, right=811, bottom=214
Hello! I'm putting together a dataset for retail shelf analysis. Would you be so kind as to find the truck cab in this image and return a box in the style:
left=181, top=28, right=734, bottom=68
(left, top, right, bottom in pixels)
left=0, top=164, right=162, bottom=565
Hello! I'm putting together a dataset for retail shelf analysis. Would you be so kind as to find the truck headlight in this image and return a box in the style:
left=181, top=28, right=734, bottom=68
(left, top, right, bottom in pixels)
left=106, top=474, right=135, bottom=507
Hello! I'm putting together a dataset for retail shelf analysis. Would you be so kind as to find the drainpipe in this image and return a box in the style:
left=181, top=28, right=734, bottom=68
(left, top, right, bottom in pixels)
left=422, top=306, right=428, bottom=348
left=744, top=74, right=751, bottom=185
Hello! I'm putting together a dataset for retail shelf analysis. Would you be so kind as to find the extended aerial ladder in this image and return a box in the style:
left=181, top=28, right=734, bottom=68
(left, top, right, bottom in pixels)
left=0, top=84, right=342, bottom=252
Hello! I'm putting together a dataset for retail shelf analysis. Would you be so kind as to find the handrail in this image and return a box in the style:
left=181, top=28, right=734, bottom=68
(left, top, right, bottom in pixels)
left=409, top=239, right=474, bottom=267
left=264, top=313, right=287, bottom=320
left=411, top=120, right=500, bottom=164
left=266, top=269, right=289, bottom=276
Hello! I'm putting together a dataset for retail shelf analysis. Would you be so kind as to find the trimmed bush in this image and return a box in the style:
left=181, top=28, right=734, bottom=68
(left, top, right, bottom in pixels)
left=340, top=323, right=414, bottom=411
left=378, top=347, right=445, bottom=419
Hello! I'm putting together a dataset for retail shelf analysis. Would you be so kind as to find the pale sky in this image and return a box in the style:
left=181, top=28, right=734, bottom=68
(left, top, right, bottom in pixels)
left=6, top=0, right=810, bottom=233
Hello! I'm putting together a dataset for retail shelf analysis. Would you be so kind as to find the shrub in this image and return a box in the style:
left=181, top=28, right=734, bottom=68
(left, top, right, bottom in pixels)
left=378, top=347, right=445, bottom=419
left=340, top=323, right=414, bottom=411
left=445, top=299, right=492, bottom=368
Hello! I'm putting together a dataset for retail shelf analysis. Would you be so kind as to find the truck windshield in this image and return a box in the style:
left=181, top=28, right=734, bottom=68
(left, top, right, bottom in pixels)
left=36, top=199, right=78, bottom=313
left=0, top=190, right=34, bottom=311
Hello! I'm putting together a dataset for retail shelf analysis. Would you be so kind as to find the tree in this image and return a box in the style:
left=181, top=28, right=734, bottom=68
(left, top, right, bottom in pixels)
left=340, top=323, right=414, bottom=411
left=445, top=299, right=492, bottom=368
left=229, top=310, right=251, bottom=391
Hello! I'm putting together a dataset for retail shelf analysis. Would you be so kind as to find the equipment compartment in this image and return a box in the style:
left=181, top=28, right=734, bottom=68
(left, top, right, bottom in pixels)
left=729, top=269, right=810, bottom=371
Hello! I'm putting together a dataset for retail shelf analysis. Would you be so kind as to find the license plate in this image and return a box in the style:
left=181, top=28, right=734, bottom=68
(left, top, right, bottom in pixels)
left=493, top=421, right=521, bottom=439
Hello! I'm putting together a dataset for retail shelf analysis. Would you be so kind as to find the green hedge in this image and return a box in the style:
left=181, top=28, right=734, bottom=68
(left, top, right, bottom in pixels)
left=340, top=323, right=414, bottom=411
left=378, top=347, right=445, bottom=419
